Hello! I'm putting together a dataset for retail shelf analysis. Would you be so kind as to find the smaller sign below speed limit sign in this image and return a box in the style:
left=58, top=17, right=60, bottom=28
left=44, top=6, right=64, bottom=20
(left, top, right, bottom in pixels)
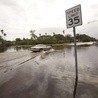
left=66, top=4, right=82, bottom=28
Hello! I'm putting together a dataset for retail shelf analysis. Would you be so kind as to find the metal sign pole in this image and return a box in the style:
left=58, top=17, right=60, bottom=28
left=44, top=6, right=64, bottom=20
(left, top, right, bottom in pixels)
left=73, top=26, right=78, bottom=98
left=66, top=4, right=82, bottom=98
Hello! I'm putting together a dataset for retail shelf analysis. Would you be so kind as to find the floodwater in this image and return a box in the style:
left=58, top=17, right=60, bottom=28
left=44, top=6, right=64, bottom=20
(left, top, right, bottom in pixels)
left=0, top=45, right=98, bottom=98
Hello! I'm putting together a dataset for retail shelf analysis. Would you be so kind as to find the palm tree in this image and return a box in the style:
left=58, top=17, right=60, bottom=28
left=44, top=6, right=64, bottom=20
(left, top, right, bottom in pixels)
left=1, top=30, right=4, bottom=34
left=0, top=29, right=6, bottom=46
left=53, top=32, right=55, bottom=35
left=30, top=30, right=37, bottom=40
left=0, top=29, right=6, bottom=41
left=0, top=30, right=6, bottom=36
left=45, top=33, right=47, bottom=36
left=63, top=30, right=65, bottom=34
left=39, top=33, right=41, bottom=37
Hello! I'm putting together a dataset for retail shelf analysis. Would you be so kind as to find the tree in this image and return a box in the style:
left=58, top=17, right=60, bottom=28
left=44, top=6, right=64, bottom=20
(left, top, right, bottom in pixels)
left=16, top=38, right=21, bottom=42
left=53, top=34, right=65, bottom=43
left=30, top=30, right=37, bottom=40
left=1, top=30, right=4, bottom=34
left=63, top=30, right=65, bottom=34
left=45, top=33, right=47, bottom=36
left=39, top=33, right=41, bottom=37
left=53, top=32, right=55, bottom=35
left=0, top=29, right=7, bottom=44
left=1, top=30, right=6, bottom=37
left=65, top=34, right=73, bottom=42
left=0, top=30, right=7, bottom=52
left=76, top=34, right=96, bottom=42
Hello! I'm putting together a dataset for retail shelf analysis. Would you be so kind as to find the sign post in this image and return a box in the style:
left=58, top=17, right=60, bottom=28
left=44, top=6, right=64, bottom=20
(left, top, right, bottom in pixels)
left=73, top=26, right=78, bottom=98
left=66, top=4, right=82, bottom=98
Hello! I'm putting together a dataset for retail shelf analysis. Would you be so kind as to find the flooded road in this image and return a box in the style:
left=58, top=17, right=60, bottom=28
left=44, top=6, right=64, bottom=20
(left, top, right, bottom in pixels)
left=0, top=46, right=98, bottom=98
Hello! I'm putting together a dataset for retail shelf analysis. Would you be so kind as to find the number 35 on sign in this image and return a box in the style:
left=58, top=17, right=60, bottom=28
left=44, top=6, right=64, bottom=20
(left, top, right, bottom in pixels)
left=66, top=4, right=82, bottom=28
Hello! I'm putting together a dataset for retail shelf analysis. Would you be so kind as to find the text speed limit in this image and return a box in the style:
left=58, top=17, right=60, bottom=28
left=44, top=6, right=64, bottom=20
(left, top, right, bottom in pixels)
left=66, top=5, right=82, bottom=28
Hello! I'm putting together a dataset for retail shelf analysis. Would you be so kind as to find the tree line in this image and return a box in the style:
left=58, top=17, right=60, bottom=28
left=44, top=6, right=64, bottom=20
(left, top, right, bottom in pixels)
left=0, top=29, right=97, bottom=46
left=14, top=33, right=96, bottom=45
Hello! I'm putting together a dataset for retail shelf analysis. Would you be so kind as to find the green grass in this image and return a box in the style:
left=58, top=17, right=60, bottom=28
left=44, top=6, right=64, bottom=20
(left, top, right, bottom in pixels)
left=49, top=44, right=69, bottom=50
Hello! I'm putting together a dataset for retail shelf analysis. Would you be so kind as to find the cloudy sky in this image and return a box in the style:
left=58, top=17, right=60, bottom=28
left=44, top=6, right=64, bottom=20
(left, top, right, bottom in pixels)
left=0, top=0, right=98, bottom=40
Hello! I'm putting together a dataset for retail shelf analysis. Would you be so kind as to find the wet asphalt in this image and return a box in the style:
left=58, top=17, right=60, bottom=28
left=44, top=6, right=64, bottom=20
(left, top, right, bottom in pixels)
left=0, top=50, right=98, bottom=98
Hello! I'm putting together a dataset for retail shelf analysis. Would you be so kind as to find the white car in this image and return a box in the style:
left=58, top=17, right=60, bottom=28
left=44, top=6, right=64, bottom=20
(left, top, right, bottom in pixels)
left=30, top=44, right=51, bottom=52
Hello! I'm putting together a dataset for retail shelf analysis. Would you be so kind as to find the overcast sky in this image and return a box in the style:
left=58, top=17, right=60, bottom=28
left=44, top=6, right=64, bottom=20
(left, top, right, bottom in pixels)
left=0, top=0, right=98, bottom=40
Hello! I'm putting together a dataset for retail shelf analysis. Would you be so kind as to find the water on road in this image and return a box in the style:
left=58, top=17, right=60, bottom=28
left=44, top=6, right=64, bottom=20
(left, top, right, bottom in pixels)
left=0, top=45, right=98, bottom=98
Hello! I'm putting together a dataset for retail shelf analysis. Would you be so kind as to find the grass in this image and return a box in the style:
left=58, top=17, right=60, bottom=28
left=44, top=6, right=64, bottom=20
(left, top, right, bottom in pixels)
left=49, top=44, right=70, bottom=50
left=13, top=43, right=92, bottom=50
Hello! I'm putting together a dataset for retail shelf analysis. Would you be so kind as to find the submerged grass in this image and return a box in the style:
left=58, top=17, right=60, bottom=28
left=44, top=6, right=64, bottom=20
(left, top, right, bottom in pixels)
left=50, top=44, right=69, bottom=50
left=13, top=43, right=92, bottom=50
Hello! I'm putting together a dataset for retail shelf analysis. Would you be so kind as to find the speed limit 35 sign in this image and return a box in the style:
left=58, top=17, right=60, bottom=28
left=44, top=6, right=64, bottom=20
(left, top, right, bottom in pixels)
left=65, top=4, right=83, bottom=98
left=66, top=4, right=82, bottom=28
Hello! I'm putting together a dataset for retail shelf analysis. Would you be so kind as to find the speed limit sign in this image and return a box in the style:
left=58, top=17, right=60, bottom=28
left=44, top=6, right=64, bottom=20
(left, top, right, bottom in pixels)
left=66, top=4, right=82, bottom=28
left=66, top=4, right=83, bottom=98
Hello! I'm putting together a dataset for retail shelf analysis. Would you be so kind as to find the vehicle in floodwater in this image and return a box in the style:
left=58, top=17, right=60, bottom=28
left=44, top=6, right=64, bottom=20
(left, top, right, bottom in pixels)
left=30, top=44, right=51, bottom=52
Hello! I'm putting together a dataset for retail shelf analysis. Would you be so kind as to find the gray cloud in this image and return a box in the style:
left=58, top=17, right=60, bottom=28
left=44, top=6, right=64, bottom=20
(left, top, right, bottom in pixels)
left=77, top=22, right=98, bottom=39
left=0, top=0, right=17, bottom=6
left=36, top=27, right=66, bottom=35
left=0, top=0, right=98, bottom=40
left=44, top=0, right=57, bottom=4
left=0, top=0, right=25, bottom=16
left=91, top=4, right=98, bottom=9
left=91, top=4, right=98, bottom=17
left=0, top=0, right=27, bottom=26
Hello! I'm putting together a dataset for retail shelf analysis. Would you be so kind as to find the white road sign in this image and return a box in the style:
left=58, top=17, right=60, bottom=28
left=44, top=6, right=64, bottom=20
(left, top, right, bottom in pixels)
left=66, top=4, right=82, bottom=28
